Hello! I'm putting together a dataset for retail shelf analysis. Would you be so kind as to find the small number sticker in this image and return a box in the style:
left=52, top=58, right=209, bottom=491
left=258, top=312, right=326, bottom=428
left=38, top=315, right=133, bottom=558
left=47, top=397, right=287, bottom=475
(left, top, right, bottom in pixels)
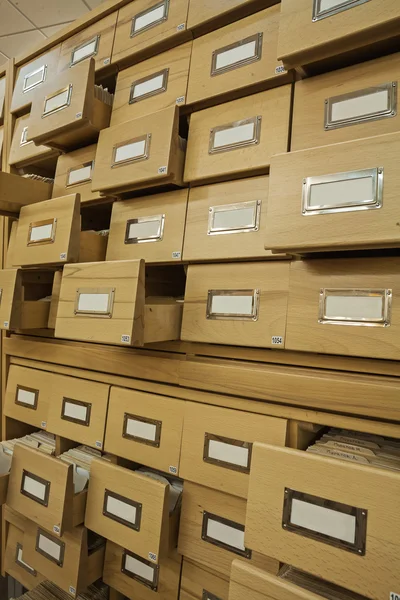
left=41, top=421, right=47, bottom=429
left=60, top=252, right=67, bottom=260
left=95, top=441, right=102, bottom=449
left=148, top=552, right=157, bottom=562
left=271, top=336, right=284, bottom=345
left=158, top=166, right=167, bottom=174
left=3, top=321, right=9, bottom=329
left=53, top=525, right=60, bottom=534
left=172, top=251, right=181, bottom=259
left=69, top=586, right=76, bottom=596
left=390, top=594, right=400, bottom=600
left=176, top=96, right=185, bottom=105
left=103, top=57, right=111, bottom=65
left=75, top=112, right=82, bottom=119
left=275, top=65, right=286, bottom=74
left=121, top=334, right=131, bottom=344
left=176, top=23, right=186, bottom=31
left=169, top=466, right=178, bottom=475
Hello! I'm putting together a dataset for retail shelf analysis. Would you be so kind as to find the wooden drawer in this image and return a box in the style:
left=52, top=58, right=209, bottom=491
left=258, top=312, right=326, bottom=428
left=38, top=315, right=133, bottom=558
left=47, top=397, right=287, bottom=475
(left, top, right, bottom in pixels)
left=187, top=7, right=288, bottom=108
left=10, top=114, right=60, bottom=169
left=0, top=126, right=3, bottom=164
left=184, top=176, right=274, bottom=261
left=104, top=542, right=181, bottom=600
left=267, top=132, right=400, bottom=253
left=11, top=45, right=61, bottom=114
left=58, top=13, right=118, bottom=73
left=178, top=482, right=279, bottom=578
left=187, top=0, right=280, bottom=34
left=104, top=386, right=185, bottom=474
left=181, top=262, right=289, bottom=348
left=245, top=443, right=400, bottom=599
left=107, top=190, right=188, bottom=263
left=23, top=520, right=105, bottom=598
left=27, top=59, right=112, bottom=151
left=111, top=43, right=192, bottom=126
left=0, top=76, right=5, bottom=123
left=286, top=257, right=400, bottom=361
left=7, top=443, right=86, bottom=536
left=4, top=365, right=50, bottom=430
left=55, top=259, right=183, bottom=346
left=0, top=172, right=52, bottom=218
left=85, top=459, right=180, bottom=563
left=5, top=523, right=45, bottom=590
left=112, top=0, right=191, bottom=66
left=180, top=403, right=287, bottom=499
left=92, top=106, right=185, bottom=196
left=180, top=559, right=230, bottom=600
left=292, top=53, right=400, bottom=152
left=184, top=87, right=291, bottom=184
left=52, top=145, right=104, bottom=205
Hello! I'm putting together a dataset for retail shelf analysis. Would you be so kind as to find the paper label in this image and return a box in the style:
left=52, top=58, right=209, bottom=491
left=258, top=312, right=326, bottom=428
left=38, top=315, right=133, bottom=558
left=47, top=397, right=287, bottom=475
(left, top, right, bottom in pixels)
left=172, top=251, right=181, bottom=259
left=103, top=57, right=111, bottom=65
left=60, top=253, right=67, bottom=260
left=158, top=166, right=167, bottom=174
left=271, top=336, right=284, bottom=345
left=53, top=525, right=60, bottom=534
left=41, top=421, right=47, bottom=428
left=169, top=466, right=178, bottom=475
left=3, top=321, right=8, bottom=328
left=69, top=586, right=76, bottom=596
left=148, top=552, right=157, bottom=562
left=390, top=594, right=400, bottom=600
left=121, top=335, right=131, bottom=344
left=177, top=23, right=186, bottom=31
left=176, top=95, right=185, bottom=104
left=95, top=441, right=102, bottom=449
left=275, top=65, right=286, bottom=74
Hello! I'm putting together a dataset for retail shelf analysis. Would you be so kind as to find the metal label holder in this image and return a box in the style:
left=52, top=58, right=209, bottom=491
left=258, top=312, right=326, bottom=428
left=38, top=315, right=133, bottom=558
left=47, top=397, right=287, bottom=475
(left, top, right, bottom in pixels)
left=206, top=289, right=260, bottom=321
left=318, top=288, right=392, bottom=327
left=211, top=33, right=263, bottom=77
left=203, top=433, right=252, bottom=473
left=129, top=69, right=169, bottom=104
left=27, top=218, right=57, bottom=246
left=103, top=489, right=143, bottom=531
left=207, top=200, right=261, bottom=236
left=61, top=397, right=92, bottom=426
left=123, top=412, right=162, bottom=447
left=121, top=549, right=160, bottom=590
left=23, top=65, right=47, bottom=93
left=15, top=542, right=37, bottom=576
left=112, top=134, right=151, bottom=168
left=21, top=470, right=51, bottom=507
left=124, top=214, right=165, bottom=244
left=35, top=528, right=65, bottom=566
left=201, top=511, right=252, bottom=558
left=42, top=84, right=73, bottom=118
left=74, top=287, right=115, bottom=318
left=15, top=384, right=39, bottom=410
left=70, top=35, right=100, bottom=67
left=209, top=116, right=261, bottom=155
left=66, top=161, right=94, bottom=187
left=312, top=0, right=371, bottom=22
left=130, top=0, right=169, bottom=37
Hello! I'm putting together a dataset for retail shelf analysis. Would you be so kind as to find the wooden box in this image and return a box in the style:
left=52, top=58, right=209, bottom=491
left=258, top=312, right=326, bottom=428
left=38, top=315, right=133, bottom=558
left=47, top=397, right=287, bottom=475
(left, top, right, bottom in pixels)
left=52, top=145, right=105, bottom=205
left=0, top=172, right=52, bottom=218
left=180, top=559, right=230, bottom=600
left=9, top=114, right=60, bottom=170
left=4, top=523, right=45, bottom=590
left=4, top=365, right=50, bottom=430
left=187, top=0, right=280, bottom=35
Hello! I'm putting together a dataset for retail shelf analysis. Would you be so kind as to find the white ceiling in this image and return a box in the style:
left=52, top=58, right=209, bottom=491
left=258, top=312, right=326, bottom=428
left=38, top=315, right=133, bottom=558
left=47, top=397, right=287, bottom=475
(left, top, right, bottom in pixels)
left=0, top=0, right=107, bottom=66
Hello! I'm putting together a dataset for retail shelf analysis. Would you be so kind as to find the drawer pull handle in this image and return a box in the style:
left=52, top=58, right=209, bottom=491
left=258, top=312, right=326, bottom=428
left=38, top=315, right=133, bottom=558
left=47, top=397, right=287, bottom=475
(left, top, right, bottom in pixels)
left=282, top=488, right=367, bottom=555
left=211, top=33, right=263, bottom=77
left=325, top=82, right=397, bottom=130
left=121, top=550, right=160, bottom=591
left=74, top=287, right=115, bottom=318
left=27, top=218, right=57, bottom=246
left=130, top=0, right=169, bottom=37
left=208, top=200, right=261, bottom=236
left=15, top=385, right=39, bottom=410
left=67, top=161, right=94, bottom=187
left=103, top=489, right=142, bottom=531
left=209, top=116, right=261, bottom=154
left=312, top=0, right=371, bottom=22
left=61, top=397, right=92, bottom=426
left=201, top=511, right=251, bottom=558
left=35, top=528, right=65, bottom=566
left=20, top=126, right=32, bottom=147
left=302, top=167, right=383, bottom=216
left=202, top=592, right=222, bottom=600
left=15, top=542, right=37, bottom=576
left=42, top=84, right=73, bottom=118
left=21, top=470, right=51, bottom=507
left=203, top=433, right=252, bottom=473
left=206, top=289, right=260, bottom=321
left=125, top=215, right=165, bottom=245
left=123, top=412, right=162, bottom=447
left=319, top=288, right=392, bottom=327
left=23, top=65, right=47, bottom=93
left=70, top=35, right=100, bottom=67
left=130, top=68, right=169, bottom=104
left=112, top=134, right=151, bottom=167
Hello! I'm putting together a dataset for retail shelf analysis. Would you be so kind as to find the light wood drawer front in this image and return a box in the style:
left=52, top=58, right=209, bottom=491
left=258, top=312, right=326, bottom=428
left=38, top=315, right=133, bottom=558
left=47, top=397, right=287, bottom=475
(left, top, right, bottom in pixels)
left=286, top=257, right=400, bottom=360
left=92, top=105, right=184, bottom=196
left=9, top=114, right=59, bottom=169
left=187, top=0, right=280, bottom=33
left=107, top=190, right=188, bottom=263
left=58, top=12, right=117, bottom=73
left=104, top=387, right=184, bottom=474
left=292, top=53, right=400, bottom=151
left=0, top=76, right=5, bottom=122
left=184, top=176, right=273, bottom=261
left=187, top=6, right=286, bottom=106
left=180, top=559, right=230, bottom=600
left=0, top=172, right=53, bottom=219
left=52, top=145, right=102, bottom=205
left=6, top=443, right=83, bottom=536
left=111, top=42, right=192, bottom=126
left=184, top=87, right=291, bottom=184
left=245, top=443, right=400, bottom=599
left=180, top=403, right=287, bottom=498
left=104, top=541, right=182, bottom=600
left=4, top=365, right=49, bottom=429
left=11, top=46, right=61, bottom=114
left=23, top=520, right=104, bottom=598
left=268, top=132, right=400, bottom=253
left=112, top=0, right=190, bottom=65
left=5, top=523, right=45, bottom=590
left=278, top=0, right=400, bottom=69
left=178, top=482, right=279, bottom=578
left=13, top=194, right=80, bottom=267
left=85, top=459, right=171, bottom=563
left=181, top=262, right=289, bottom=348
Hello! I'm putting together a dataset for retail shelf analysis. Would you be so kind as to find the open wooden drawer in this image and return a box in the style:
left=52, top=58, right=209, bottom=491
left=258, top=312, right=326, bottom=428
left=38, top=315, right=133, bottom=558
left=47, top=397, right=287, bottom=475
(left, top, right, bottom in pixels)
left=55, top=259, right=183, bottom=346
left=27, top=58, right=113, bottom=151
left=10, top=113, right=60, bottom=170
left=6, top=443, right=87, bottom=536
left=0, top=172, right=53, bottom=218
left=5, top=522, right=45, bottom=590
left=180, top=558, right=230, bottom=600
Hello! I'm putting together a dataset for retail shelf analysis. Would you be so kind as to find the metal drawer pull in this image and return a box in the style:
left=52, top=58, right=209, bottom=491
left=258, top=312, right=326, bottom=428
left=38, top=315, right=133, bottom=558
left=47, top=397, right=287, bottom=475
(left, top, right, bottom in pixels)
left=103, top=489, right=142, bottom=530
left=312, top=0, right=371, bottom=22
left=201, top=511, right=251, bottom=558
left=36, top=528, right=65, bottom=566
left=122, top=550, right=160, bottom=590
left=28, top=218, right=57, bottom=246
left=112, top=134, right=151, bottom=167
left=74, top=287, right=115, bottom=318
left=131, top=0, right=169, bottom=37
left=319, top=288, right=392, bottom=327
left=67, top=161, right=94, bottom=187
left=21, top=470, right=51, bottom=507
left=15, top=385, right=39, bottom=410
left=15, top=543, right=37, bottom=575
left=209, top=116, right=261, bottom=154
left=130, top=69, right=169, bottom=103
left=302, top=167, right=383, bottom=216
left=282, top=488, right=367, bottom=555
left=71, top=35, right=100, bottom=66
left=204, top=433, right=252, bottom=473
left=42, top=84, right=73, bottom=117
left=206, top=289, right=260, bottom=321
left=61, top=397, right=92, bottom=426
left=20, top=126, right=32, bottom=146
left=123, top=413, right=162, bottom=447
left=208, top=200, right=261, bottom=235
left=211, top=33, right=263, bottom=76
left=125, top=215, right=165, bottom=244
left=23, top=65, right=47, bottom=93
